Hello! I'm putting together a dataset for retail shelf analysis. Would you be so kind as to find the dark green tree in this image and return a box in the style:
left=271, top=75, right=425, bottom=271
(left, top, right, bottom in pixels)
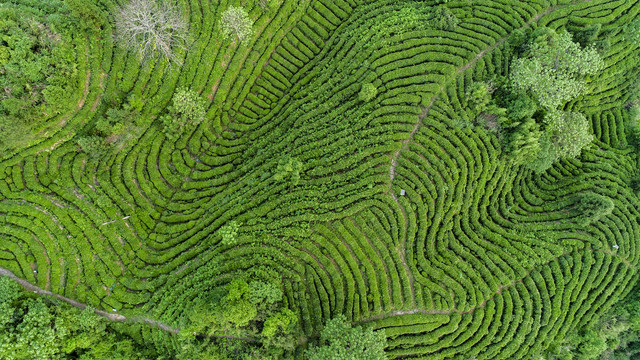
left=161, top=88, right=207, bottom=140
left=466, top=82, right=491, bottom=115
left=429, top=5, right=459, bottom=31
left=306, top=315, right=387, bottom=360
left=572, top=192, right=614, bottom=226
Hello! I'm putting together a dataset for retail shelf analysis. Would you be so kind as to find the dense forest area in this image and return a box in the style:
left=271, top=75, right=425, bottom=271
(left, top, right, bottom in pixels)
left=1, top=0, right=640, bottom=358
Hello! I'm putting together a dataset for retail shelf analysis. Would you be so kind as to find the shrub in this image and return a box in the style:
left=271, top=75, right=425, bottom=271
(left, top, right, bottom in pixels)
left=221, top=6, right=253, bottom=43
left=359, top=83, right=378, bottom=102
left=572, top=192, right=614, bottom=226
left=161, top=88, right=206, bottom=140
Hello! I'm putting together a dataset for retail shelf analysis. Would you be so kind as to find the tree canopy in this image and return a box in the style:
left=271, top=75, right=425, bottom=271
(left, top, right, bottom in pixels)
left=510, top=28, right=603, bottom=110
left=306, top=315, right=388, bottom=360
left=0, top=0, right=80, bottom=150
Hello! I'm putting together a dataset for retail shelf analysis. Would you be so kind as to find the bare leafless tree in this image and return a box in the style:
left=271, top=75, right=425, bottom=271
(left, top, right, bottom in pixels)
left=115, top=0, right=187, bottom=65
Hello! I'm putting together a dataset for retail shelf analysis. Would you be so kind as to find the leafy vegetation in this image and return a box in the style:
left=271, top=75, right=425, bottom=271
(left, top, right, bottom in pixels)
left=305, top=315, right=387, bottom=360
left=0, top=276, right=156, bottom=359
left=0, top=0, right=81, bottom=150
left=1, top=0, right=640, bottom=358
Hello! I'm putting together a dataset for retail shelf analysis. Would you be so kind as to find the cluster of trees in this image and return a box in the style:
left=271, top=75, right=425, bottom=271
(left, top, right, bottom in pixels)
left=1, top=272, right=389, bottom=359
left=77, top=93, right=143, bottom=157
left=113, top=0, right=257, bottom=63
left=0, top=0, right=80, bottom=151
left=305, top=315, right=387, bottom=360
left=0, top=276, right=157, bottom=359
left=160, top=87, right=207, bottom=140
left=180, top=277, right=300, bottom=359
left=508, top=27, right=602, bottom=172
left=543, top=281, right=640, bottom=360
left=468, top=27, right=604, bottom=173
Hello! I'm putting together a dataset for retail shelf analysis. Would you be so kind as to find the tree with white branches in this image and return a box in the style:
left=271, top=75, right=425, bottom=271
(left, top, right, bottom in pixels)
left=115, top=0, right=187, bottom=64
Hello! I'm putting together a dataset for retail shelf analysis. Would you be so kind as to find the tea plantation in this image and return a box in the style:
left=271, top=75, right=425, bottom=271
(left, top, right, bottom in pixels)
left=2, top=0, right=640, bottom=358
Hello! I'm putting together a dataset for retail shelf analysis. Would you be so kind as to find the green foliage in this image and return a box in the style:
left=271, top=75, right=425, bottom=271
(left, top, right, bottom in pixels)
left=510, top=28, right=603, bottom=110
left=429, top=5, right=459, bottom=31
left=161, top=87, right=206, bottom=140
left=506, top=117, right=543, bottom=165
left=306, top=315, right=387, bottom=360
left=77, top=135, right=108, bottom=158
left=219, top=221, right=241, bottom=246
left=2, top=1, right=640, bottom=359
left=547, top=111, right=594, bottom=159
left=466, top=82, right=491, bottom=115
left=0, top=276, right=20, bottom=305
left=219, top=279, right=258, bottom=328
left=273, top=155, right=302, bottom=186
left=0, top=276, right=156, bottom=359
left=624, top=18, right=640, bottom=44
left=0, top=0, right=80, bottom=149
left=185, top=277, right=299, bottom=358
left=571, top=192, right=614, bottom=226
left=503, top=27, right=601, bottom=170
left=524, top=133, right=556, bottom=173
left=572, top=23, right=602, bottom=47
left=359, top=83, right=377, bottom=102
left=507, top=29, right=527, bottom=51
left=221, top=6, right=254, bottom=43
left=543, top=282, right=640, bottom=360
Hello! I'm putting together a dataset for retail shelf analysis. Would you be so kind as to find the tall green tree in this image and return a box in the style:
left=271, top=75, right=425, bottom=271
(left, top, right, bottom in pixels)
left=505, top=27, right=603, bottom=172
left=547, top=110, right=594, bottom=159
left=510, top=28, right=603, bottom=110
left=306, top=315, right=388, bottom=360
left=221, top=6, right=254, bottom=43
